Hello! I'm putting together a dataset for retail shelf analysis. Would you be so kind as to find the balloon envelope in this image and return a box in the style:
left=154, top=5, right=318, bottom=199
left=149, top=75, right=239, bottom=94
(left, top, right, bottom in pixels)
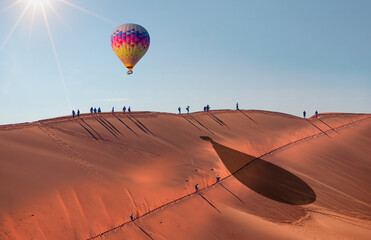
left=111, top=23, right=150, bottom=74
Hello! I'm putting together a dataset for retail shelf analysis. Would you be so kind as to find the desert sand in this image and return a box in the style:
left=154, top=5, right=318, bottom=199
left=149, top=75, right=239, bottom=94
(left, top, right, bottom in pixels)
left=0, top=110, right=370, bottom=239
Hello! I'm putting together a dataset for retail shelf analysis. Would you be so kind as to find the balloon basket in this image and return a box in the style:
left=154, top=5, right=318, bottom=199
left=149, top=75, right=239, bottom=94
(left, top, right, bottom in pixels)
left=127, top=70, right=133, bottom=75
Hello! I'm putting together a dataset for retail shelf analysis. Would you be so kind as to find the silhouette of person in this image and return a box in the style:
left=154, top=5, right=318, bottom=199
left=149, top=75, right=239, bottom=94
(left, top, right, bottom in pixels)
left=203, top=106, right=206, bottom=112
left=123, top=106, right=126, bottom=114
left=315, top=111, right=318, bottom=118
left=94, top=108, right=97, bottom=113
left=128, top=106, right=131, bottom=114
left=303, top=111, right=306, bottom=118
left=195, top=184, right=199, bottom=192
left=98, top=107, right=101, bottom=113
left=72, top=110, right=75, bottom=118
left=178, top=107, right=181, bottom=114
left=216, top=175, right=220, bottom=182
left=112, top=107, right=114, bottom=113
left=236, top=102, right=239, bottom=110
left=77, top=109, right=80, bottom=117
left=206, top=104, right=210, bottom=112
left=90, top=107, right=93, bottom=114
left=186, top=106, right=190, bottom=114
left=130, top=213, right=134, bottom=221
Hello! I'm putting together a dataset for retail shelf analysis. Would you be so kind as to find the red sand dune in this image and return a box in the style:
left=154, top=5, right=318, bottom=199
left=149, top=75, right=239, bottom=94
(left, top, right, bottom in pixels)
left=0, top=110, right=370, bottom=239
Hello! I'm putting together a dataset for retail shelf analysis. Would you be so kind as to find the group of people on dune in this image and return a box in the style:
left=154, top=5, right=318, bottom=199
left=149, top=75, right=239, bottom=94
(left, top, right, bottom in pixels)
left=72, top=103, right=319, bottom=119
left=111, top=106, right=131, bottom=114
left=177, top=103, right=241, bottom=114
left=72, top=106, right=132, bottom=118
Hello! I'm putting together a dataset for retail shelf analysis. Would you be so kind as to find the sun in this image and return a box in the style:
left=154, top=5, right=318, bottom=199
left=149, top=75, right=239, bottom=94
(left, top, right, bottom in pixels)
left=1, top=0, right=116, bottom=108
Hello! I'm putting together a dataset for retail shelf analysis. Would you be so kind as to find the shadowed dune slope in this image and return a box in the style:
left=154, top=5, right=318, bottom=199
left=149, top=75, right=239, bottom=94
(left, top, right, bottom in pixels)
left=0, top=110, right=370, bottom=240
left=200, top=136, right=316, bottom=205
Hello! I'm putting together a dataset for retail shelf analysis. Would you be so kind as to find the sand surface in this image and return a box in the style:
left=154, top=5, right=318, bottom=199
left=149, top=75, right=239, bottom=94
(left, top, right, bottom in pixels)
left=0, top=110, right=370, bottom=239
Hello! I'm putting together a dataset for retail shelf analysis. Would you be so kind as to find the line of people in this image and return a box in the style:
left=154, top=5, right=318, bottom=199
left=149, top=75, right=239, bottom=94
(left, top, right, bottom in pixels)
left=74, top=105, right=319, bottom=119
left=72, top=106, right=133, bottom=118
left=90, top=107, right=101, bottom=114
left=178, top=102, right=241, bottom=114
left=106, top=106, right=132, bottom=114
left=178, top=104, right=232, bottom=114
left=77, top=102, right=240, bottom=117
left=108, top=106, right=132, bottom=114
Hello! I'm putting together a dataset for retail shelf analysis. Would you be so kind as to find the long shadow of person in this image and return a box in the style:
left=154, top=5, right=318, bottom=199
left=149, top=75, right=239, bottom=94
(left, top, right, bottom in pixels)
left=200, top=136, right=316, bottom=205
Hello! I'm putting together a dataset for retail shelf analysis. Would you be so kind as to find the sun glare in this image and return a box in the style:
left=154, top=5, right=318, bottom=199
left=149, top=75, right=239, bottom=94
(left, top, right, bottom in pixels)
left=29, top=0, right=50, bottom=6
left=1, top=0, right=116, bottom=108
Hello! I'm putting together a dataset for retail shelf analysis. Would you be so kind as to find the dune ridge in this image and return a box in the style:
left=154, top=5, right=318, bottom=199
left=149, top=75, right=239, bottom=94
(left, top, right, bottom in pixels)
left=1, top=110, right=370, bottom=239
left=88, top=113, right=370, bottom=239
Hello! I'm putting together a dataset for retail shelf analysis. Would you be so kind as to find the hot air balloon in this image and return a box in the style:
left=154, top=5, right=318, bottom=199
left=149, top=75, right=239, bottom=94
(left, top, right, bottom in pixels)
left=111, top=23, right=150, bottom=75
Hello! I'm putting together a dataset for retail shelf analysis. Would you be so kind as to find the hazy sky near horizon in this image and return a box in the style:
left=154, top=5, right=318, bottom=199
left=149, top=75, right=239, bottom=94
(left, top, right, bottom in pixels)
left=0, top=0, right=370, bottom=124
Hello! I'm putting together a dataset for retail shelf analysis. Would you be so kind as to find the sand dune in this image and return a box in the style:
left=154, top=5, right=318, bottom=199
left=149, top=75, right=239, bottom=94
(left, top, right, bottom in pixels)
left=0, top=110, right=370, bottom=239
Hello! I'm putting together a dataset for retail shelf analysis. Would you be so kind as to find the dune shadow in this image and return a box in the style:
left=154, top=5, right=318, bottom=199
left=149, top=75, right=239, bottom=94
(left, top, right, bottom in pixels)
left=200, top=136, right=316, bottom=205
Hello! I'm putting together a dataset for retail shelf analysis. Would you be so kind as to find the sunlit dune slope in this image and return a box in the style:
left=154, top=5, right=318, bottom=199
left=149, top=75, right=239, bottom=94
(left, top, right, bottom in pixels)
left=0, top=110, right=370, bottom=239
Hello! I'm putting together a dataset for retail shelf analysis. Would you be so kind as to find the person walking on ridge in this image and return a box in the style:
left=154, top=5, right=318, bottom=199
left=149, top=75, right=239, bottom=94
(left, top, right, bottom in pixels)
left=206, top=104, right=210, bottom=112
left=195, top=184, right=199, bottom=192
left=186, top=106, right=190, bottom=114
left=77, top=109, right=80, bottom=117
left=303, top=111, right=306, bottom=118
left=128, top=106, right=131, bottom=114
left=315, top=110, right=318, bottom=118
left=216, top=175, right=220, bottom=182
left=236, top=102, right=239, bottom=110
left=123, top=106, right=126, bottom=114
left=112, top=107, right=114, bottom=113
left=72, top=110, right=75, bottom=118
left=98, top=107, right=101, bottom=113
left=94, top=108, right=97, bottom=114
left=178, top=107, right=181, bottom=114
left=90, top=107, right=93, bottom=114
left=130, top=213, right=134, bottom=221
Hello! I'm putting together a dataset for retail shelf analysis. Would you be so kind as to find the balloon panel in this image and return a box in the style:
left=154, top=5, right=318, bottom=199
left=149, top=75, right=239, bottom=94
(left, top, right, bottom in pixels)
left=111, top=24, right=150, bottom=70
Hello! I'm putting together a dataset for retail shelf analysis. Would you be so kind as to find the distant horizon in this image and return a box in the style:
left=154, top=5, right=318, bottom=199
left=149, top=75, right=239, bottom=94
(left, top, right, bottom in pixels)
left=1, top=107, right=369, bottom=126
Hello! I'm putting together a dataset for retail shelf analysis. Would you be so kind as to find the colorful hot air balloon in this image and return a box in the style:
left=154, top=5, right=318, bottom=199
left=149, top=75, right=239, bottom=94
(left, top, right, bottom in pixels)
left=111, top=23, right=150, bottom=75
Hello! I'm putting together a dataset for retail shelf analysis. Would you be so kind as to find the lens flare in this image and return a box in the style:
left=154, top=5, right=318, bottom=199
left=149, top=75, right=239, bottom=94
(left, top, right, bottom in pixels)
left=29, top=0, right=50, bottom=6
left=1, top=0, right=115, bottom=108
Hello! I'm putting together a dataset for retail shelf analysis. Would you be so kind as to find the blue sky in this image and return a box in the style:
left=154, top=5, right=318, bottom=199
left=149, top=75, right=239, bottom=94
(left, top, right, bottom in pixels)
left=0, top=0, right=370, bottom=124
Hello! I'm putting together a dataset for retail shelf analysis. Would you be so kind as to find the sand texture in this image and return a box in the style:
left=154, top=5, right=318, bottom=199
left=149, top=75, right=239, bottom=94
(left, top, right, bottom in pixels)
left=0, top=110, right=370, bottom=239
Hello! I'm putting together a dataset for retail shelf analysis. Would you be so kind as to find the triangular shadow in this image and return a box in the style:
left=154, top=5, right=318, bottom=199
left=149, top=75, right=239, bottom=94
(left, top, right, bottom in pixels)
left=200, top=136, right=316, bottom=205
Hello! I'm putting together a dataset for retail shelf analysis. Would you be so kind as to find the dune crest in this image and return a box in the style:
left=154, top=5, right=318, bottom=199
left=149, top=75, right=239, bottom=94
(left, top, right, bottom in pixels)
left=1, top=110, right=370, bottom=239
